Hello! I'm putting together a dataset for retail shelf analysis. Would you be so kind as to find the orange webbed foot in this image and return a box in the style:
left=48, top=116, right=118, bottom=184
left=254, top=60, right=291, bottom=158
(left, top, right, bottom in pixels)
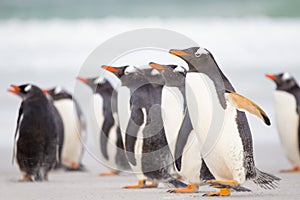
left=168, top=184, right=198, bottom=193
left=280, top=167, right=300, bottom=173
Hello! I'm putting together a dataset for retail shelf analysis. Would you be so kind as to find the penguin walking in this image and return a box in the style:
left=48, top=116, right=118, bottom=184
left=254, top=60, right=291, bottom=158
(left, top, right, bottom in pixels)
left=266, top=73, right=300, bottom=172
left=9, top=84, right=60, bottom=181
left=169, top=47, right=280, bottom=196
left=44, top=86, right=86, bottom=171
left=149, top=62, right=215, bottom=193
left=102, top=65, right=186, bottom=189
left=77, top=76, right=130, bottom=175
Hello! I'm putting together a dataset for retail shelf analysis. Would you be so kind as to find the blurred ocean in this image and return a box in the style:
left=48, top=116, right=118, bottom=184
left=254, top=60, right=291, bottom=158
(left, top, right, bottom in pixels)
left=1, top=0, right=300, bottom=157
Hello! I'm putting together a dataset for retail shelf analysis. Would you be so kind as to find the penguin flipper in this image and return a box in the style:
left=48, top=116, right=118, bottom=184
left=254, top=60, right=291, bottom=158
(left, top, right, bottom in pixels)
left=125, top=107, right=144, bottom=166
left=12, top=102, right=23, bottom=165
left=225, top=91, right=271, bottom=126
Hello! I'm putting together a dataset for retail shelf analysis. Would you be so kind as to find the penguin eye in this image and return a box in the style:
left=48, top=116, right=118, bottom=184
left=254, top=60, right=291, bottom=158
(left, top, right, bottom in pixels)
left=195, top=53, right=201, bottom=57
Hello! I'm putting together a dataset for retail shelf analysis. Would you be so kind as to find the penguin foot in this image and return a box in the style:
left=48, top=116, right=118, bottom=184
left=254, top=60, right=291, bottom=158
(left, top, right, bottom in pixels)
left=280, top=167, right=300, bottom=173
left=18, top=174, right=34, bottom=182
left=168, top=184, right=198, bottom=193
left=204, top=180, right=240, bottom=189
left=123, top=180, right=158, bottom=189
left=99, top=170, right=119, bottom=177
left=203, top=188, right=231, bottom=197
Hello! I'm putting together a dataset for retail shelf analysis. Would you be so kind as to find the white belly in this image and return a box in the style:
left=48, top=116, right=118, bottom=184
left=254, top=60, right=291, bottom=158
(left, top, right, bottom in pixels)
left=186, top=73, right=246, bottom=183
left=179, top=130, right=203, bottom=184
left=161, top=86, right=185, bottom=156
left=118, top=86, right=146, bottom=180
left=54, top=100, right=83, bottom=168
left=274, top=91, right=300, bottom=167
left=93, top=94, right=119, bottom=169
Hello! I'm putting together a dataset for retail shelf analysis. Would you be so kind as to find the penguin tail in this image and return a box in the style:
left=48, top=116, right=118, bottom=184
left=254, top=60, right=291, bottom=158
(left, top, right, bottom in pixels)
left=163, top=174, right=187, bottom=188
left=253, top=168, right=281, bottom=189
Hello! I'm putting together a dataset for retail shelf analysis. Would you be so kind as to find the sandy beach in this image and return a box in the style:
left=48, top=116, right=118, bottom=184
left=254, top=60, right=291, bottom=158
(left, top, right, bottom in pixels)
left=1, top=135, right=300, bottom=200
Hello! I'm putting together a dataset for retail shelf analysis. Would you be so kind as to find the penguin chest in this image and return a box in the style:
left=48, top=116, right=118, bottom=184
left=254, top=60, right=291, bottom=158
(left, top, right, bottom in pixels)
left=186, top=73, right=245, bottom=183
left=54, top=100, right=83, bottom=167
left=274, top=91, right=300, bottom=166
left=161, top=86, right=185, bottom=156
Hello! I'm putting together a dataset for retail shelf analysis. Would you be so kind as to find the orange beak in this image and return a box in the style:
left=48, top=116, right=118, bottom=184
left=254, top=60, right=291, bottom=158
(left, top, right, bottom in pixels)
left=265, top=74, right=277, bottom=80
left=8, top=85, right=20, bottom=94
left=77, top=77, right=89, bottom=83
left=101, top=65, right=120, bottom=73
left=149, top=62, right=166, bottom=70
left=42, top=89, right=49, bottom=94
left=169, top=49, right=190, bottom=56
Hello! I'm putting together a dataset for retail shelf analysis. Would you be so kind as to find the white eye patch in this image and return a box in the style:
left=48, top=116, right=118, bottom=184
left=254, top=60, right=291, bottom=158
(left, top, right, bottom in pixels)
left=94, top=77, right=105, bottom=84
left=24, top=84, right=32, bottom=92
left=54, top=86, right=62, bottom=94
left=282, top=72, right=291, bottom=81
left=150, top=69, right=160, bottom=76
left=125, top=66, right=137, bottom=75
left=173, top=66, right=185, bottom=73
left=195, top=47, right=208, bottom=57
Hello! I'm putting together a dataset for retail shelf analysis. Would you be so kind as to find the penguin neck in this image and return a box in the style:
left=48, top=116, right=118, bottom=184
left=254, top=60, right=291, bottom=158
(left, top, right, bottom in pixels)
left=187, top=60, right=234, bottom=109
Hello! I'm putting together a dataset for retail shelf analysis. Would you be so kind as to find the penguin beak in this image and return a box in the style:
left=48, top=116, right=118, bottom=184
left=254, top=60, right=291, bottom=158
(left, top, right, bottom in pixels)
left=42, top=89, right=49, bottom=94
left=169, top=49, right=190, bottom=57
left=8, top=85, right=20, bottom=94
left=149, top=62, right=166, bottom=70
left=265, top=74, right=277, bottom=80
left=77, top=77, right=89, bottom=83
left=101, top=65, right=120, bottom=73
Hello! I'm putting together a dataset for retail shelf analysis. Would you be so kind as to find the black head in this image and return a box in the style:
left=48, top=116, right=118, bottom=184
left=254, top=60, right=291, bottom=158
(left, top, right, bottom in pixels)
left=169, top=47, right=216, bottom=73
left=44, top=86, right=72, bottom=101
left=149, top=62, right=186, bottom=87
left=266, top=72, right=299, bottom=91
left=8, top=84, right=44, bottom=100
left=142, top=68, right=165, bottom=86
left=102, top=65, right=147, bottom=88
left=101, top=65, right=128, bottom=79
left=77, top=76, right=112, bottom=94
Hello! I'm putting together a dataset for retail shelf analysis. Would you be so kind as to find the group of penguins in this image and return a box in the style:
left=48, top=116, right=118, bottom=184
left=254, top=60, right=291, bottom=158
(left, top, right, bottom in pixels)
left=9, top=46, right=300, bottom=196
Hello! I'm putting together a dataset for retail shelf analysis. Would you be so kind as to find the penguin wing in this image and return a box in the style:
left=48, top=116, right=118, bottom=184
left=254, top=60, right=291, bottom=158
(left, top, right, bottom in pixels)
left=225, top=91, right=271, bottom=126
left=12, top=102, right=24, bottom=164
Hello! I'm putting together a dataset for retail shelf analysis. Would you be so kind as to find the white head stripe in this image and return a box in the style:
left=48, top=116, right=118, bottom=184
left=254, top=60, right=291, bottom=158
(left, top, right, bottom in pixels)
left=173, top=66, right=185, bottom=73
left=54, top=86, right=62, bottom=94
left=195, top=47, right=208, bottom=56
left=125, top=66, right=137, bottom=74
left=151, top=69, right=160, bottom=76
left=24, top=85, right=32, bottom=92
left=282, top=72, right=291, bottom=80
left=94, top=77, right=105, bottom=84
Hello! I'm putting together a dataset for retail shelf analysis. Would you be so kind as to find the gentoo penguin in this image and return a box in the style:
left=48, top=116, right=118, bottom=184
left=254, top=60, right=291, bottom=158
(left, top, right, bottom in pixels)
left=149, top=62, right=214, bottom=193
left=102, top=65, right=186, bottom=189
left=44, top=86, right=86, bottom=171
left=77, top=76, right=130, bottom=175
left=8, top=84, right=60, bottom=181
left=169, top=47, right=280, bottom=196
left=266, top=72, right=300, bottom=172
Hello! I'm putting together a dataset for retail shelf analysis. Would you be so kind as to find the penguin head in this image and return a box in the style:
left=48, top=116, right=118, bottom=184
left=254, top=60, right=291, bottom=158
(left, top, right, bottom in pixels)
left=266, top=72, right=298, bottom=91
left=169, top=47, right=215, bottom=72
left=149, top=62, right=186, bottom=86
left=8, top=84, right=43, bottom=100
left=102, top=65, right=147, bottom=87
left=77, top=76, right=112, bottom=93
left=142, top=68, right=165, bottom=86
left=101, top=65, right=128, bottom=78
left=43, top=86, right=72, bottom=100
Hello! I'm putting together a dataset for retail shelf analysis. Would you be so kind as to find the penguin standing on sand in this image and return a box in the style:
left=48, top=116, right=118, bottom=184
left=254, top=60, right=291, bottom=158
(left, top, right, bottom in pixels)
left=77, top=76, right=130, bottom=175
left=102, top=65, right=186, bottom=189
left=149, top=62, right=214, bottom=193
left=266, top=72, right=300, bottom=172
left=9, top=84, right=60, bottom=181
left=44, top=86, right=86, bottom=171
left=169, top=47, right=280, bottom=196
